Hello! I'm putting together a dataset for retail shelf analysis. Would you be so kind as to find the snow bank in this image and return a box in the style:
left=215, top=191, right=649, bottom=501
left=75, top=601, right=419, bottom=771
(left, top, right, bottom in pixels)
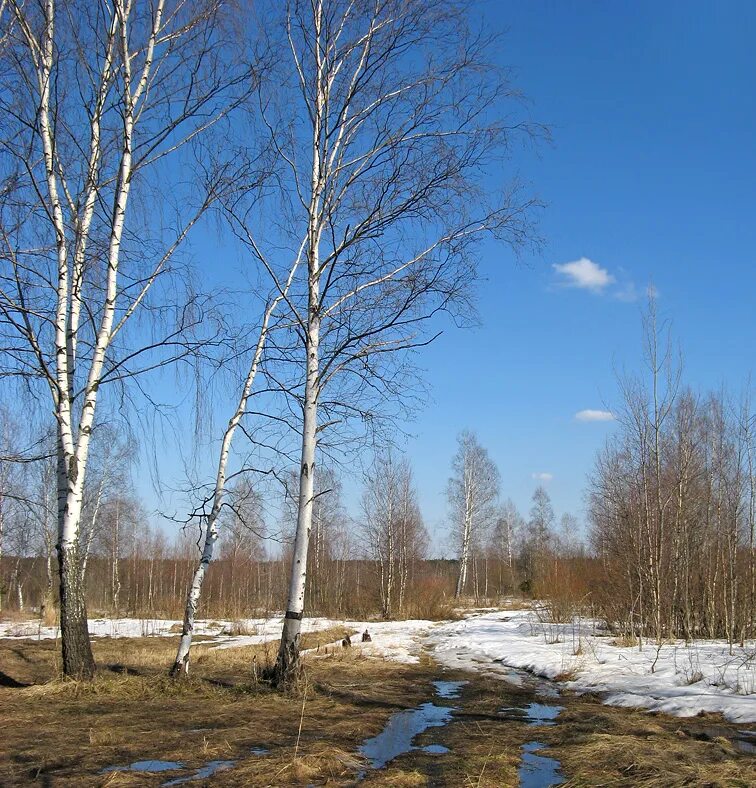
left=217, top=617, right=438, bottom=663
left=0, top=614, right=438, bottom=665
left=427, top=610, right=756, bottom=723
left=0, top=617, right=185, bottom=640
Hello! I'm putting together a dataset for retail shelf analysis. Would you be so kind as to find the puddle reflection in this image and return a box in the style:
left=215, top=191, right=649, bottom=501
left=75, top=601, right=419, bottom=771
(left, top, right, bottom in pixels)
left=518, top=742, right=565, bottom=787
left=499, top=702, right=563, bottom=727
left=359, top=702, right=453, bottom=769
left=101, top=760, right=183, bottom=774
left=432, top=680, right=467, bottom=699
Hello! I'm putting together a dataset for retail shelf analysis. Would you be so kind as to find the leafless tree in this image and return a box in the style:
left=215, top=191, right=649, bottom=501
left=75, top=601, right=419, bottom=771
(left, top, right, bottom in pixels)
left=169, top=262, right=299, bottom=676
left=490, top=498, right=523, bottom=594
left=447, top=430, right=500, bottom=598
left=0, top=0, right=250, bottom=677
left=361, top=451, right=427, bottom=618
left=522, top=485, right=555, bottom=589
left=248, top=0, right=540, bottom=685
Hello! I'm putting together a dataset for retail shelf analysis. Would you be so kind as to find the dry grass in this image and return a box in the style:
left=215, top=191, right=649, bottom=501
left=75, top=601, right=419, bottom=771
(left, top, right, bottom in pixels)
left=1, top=625, right=754, bottom=786
left=546, top=696, right=756, bottom=788
left=0, top=630, right=431, bottom=786
left=557, top=730, right=754, bottom=787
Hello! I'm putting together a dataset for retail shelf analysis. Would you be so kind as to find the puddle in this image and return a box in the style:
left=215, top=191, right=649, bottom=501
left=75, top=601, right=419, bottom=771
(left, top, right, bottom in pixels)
left=736, top=731, right=756, bottom=755
left=533, top=681, right=561, bottom=699
left=489, top=661, right=560, bottom=698
left=162, top=747, right=270, bottom=784
left=499, top=703, right=563, bottom=727
left=422, top=744, right=450, bottom=754
left=432, top=680, right=467, bottom=699
left=102, top=760, right=183, bottom=774
left=163, top=760, right=235, bottom=785
left=700, top=727, right=756, bottom=755
left=523, top=703, right=563, bottom=726
left=359, top=702, right=454, bottom=769
left=518, top=742, right=565, bottom=787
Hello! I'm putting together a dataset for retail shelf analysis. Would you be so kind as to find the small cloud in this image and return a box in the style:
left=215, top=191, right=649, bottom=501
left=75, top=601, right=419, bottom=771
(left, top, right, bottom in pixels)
left=553, top=257, right=614, bottom=292
left=532, top=472, right=553, bottom=482
left=575, top=409, right=615, bottom=422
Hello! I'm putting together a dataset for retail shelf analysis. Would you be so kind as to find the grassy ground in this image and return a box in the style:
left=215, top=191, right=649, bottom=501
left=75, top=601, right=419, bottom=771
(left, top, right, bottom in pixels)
left=1, top=630, right=754, bottom=786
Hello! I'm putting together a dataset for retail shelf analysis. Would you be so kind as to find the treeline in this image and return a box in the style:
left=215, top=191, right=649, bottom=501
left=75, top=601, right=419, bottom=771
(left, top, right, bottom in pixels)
left=2, top=549, right=473, bottom=623
left=1, top=441, right=586, bottom=621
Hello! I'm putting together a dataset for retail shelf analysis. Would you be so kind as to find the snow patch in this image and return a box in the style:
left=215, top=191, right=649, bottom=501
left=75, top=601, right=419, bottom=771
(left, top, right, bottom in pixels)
left=427, top=610, right=756, bottom=723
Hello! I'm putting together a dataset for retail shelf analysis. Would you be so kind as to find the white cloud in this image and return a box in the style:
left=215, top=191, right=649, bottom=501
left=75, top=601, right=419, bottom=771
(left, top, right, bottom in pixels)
left=553, top=257, right=614, bottom=292
left=575, top=409, right=615, bottom=422
left=531, top=472, right=553, bottom=482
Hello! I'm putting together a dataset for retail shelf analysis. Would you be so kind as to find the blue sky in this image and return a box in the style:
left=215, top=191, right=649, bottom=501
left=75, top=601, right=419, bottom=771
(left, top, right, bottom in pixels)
left=391, top=0, right=756, bottom=545
left=142, top=1, right=755, bottom=551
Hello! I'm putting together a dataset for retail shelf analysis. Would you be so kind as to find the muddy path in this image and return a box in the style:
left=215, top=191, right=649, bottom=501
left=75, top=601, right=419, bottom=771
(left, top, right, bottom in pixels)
left=353, top=656, right=756, bottom=787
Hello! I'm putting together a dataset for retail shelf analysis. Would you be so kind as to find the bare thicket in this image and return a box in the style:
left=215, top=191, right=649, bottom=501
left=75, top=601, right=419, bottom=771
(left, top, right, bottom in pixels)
left=589, top=302, right=755, bottom=646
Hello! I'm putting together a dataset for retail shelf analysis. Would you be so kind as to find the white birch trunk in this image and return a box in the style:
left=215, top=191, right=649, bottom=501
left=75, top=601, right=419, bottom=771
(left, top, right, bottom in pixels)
left=275, top=311, right=319, bottom=680
left=273, top=0, right=325, bottom=684
left=170, top=278, right=293, bottom=675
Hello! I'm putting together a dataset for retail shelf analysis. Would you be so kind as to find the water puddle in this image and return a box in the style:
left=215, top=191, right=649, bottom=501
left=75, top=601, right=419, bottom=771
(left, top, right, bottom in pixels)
left=518, top=742, right=565, bottom=787
left=102, top=760, right=183, bottom=774
left=489, top=661, right=560, bottom=698
left=359, top=702, right=454, bottom=769
left=432, top=680, right=467, bottom=698
left=499, top=702, right=563, bottom=727
left=533, top=681, right=561, bottom=699
left=736, top=731, right=756, bottom=755
left=163, top=760, right=235, bottom=785
left=422, top=744, right=450, bottom=754
left=249, top=747, right=271, bottom=755
left=700, top=726, right=756, bottom=755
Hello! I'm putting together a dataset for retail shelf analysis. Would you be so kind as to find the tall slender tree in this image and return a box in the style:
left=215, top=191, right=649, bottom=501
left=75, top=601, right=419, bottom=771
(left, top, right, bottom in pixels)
left=448, top=431, right=500, bottom=598
left=0, top=0, right=249, bottom=677
left=258, top=0, right=538, bottom=686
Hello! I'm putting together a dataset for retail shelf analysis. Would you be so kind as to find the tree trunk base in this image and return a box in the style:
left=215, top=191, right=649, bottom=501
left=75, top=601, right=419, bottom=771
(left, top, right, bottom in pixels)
left=169, top=658, right=190, bottom=679
left=269, top=625, right=301, bottom=689
left=58, top=545, right=96, bottom=680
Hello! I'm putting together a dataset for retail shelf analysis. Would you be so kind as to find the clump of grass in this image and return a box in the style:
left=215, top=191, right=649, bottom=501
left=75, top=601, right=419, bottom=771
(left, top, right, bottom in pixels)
left=221, top=619, right=259, bottom=636
left=553, top=669, right=578, bottom=681
left=613, top=632, right=639, bottom=647
left=558, top=731, right=755, bottom=787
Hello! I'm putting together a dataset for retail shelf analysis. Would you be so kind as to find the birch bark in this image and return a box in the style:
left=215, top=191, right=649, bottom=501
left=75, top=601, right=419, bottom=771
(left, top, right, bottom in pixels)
left=170, top=273, right=297, bottom=675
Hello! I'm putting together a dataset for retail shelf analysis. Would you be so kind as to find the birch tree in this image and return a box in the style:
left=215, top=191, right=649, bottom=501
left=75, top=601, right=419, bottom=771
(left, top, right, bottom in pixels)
left=0, top=0, right=249, bottom=677
left=523, top=485, right=555, bottom=588
left=169, top=262, right=299, bottom=675
left=254, top=0, right=538, bottom=686
left=447, top=430, right=500, bottom=598
left=361, top=451, right=426, bottom=618
left=491, top=498, right=523, bottom=593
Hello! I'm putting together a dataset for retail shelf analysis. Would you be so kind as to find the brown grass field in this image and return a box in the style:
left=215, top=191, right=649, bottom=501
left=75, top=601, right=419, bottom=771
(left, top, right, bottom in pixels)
left=0, top=629, right=754, bottom=786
